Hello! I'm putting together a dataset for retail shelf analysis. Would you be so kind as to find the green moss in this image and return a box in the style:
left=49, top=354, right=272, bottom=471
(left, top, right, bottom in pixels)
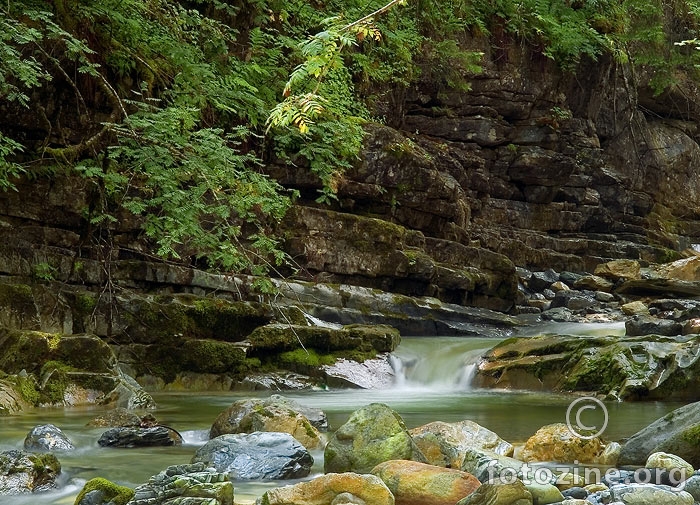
left=11, top=374, right=41, bottom=405
left=681, top=424, right=700, bottom=446
left=39, top=360, right=77, bottom=405
left=182, top=339, right=247, bottom=373
left=74, top=477, right=134, bottom=505
left=73, top=292, right=97, bottom=315
left=277, top=348, right=336, bottom=367
left=29, top=452, right=61, bottom=489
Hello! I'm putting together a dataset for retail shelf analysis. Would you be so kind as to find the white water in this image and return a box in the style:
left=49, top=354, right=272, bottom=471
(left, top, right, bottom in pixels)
left=389, top=337, right=494, bottom=390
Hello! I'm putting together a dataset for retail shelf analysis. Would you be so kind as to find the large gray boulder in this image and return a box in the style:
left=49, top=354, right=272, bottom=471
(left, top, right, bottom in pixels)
left=192, top=431, right=313, bottom=480
left=324, top=403, right=426, bottom=473
left=619, top=401, right=700, bottom=466
left=23, top=424, right=75, bottom=452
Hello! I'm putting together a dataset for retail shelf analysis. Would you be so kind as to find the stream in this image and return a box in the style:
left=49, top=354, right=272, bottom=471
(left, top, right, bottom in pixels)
left=0, top=322, right=687, bottom=504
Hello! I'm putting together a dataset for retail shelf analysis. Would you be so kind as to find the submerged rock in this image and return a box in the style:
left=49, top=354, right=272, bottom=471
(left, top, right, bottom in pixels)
left=324, top=403, right=426, bottom=473
left=209, top=396, right=326, bottom=449
left=619, top=401, right=700, bottom=466
left=372, top=459, right=481, bottom=505
left=0, top=450, right=61, bottom=494
left=192, top=431, right=313, bottom=480
left=97, top=426, right=182, bottom=448
left=409, top=420, right=514, bottom=469
left=129, top=462, right=232, bottom=505
left=86, top=407, right=142, bottom=428
left=23, top=424, right=74, bottom=452
left=260, top=472, right=394, bottom=505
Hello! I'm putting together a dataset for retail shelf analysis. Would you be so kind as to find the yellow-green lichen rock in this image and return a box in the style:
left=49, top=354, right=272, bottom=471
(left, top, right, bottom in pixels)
left=74, top=477, right=134, bottom=505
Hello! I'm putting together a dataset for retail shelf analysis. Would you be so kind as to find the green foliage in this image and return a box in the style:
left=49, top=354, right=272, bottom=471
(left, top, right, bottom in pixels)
left=32, top=262, right=57, bottom=282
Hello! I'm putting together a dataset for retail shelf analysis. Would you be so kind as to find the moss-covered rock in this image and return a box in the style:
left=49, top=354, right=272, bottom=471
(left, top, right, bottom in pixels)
left=0, top=450, right=61, bottom=494
left=74, top=477, right=134, bottom=505
left=474, top=334, right=700, bottom=400
left=324, top=403, right=426, bottom=473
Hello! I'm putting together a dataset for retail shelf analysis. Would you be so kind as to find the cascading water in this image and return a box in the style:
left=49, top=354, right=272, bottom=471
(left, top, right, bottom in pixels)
left=389, top=337, right=495, bottom=390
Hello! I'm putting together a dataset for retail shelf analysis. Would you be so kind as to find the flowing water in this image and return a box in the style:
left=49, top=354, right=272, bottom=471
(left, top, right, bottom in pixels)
left=0, top=322, right=687, bottom=504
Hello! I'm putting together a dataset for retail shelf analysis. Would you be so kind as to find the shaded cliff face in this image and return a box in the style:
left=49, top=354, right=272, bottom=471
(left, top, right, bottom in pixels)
left=279, top=40, right=700, bottom=284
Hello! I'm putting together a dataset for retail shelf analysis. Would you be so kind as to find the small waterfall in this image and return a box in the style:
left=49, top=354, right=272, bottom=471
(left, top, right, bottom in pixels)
left=389, top=337, right=491, bottom=390
left=303, top=312, right=343, bottom=329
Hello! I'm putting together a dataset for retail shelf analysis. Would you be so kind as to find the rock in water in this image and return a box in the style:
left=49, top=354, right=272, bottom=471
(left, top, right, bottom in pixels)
left=23, top=424, right=75, bottom=452
left=618, top=401, right=700, bottom=466
left=371, top=459, right=481, bottom=505
left=129, top=462, right=233, bottom=505
left=409, top=420, right=514, bottom=468
left=74, top=477, right=134, bottom=505
left=0, top=450, right=61, bottom=494
left=260, top=472, right=394, bottom=505
left=192, top=431, right=313, bottom=480
left=456, top=480, right=533, bottom=505
left=97, top=426, right=182, bottom=448
left=209, top=396, right=325, bottom=449
left=324, top=403, right=425, bottom=473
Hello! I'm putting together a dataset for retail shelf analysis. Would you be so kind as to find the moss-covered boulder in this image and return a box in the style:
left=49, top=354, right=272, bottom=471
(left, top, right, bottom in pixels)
left=619, top=400, right=700, bottom=467
left=209, top=397, right=325, bottom=450
left=247, top=323, right=400, bottom=354
left=372, top=459, right=481, bottom=505
left=324, top=403, right=426, bottom=474
left=474, top=334, right=700, bottom=400
left=74, top=477, right=134, bottom=505
left=0, top=378, right=29, bottom=415
left=0, top=450, right=61, bottom=494
left=128, top=463, right=232, bottom=505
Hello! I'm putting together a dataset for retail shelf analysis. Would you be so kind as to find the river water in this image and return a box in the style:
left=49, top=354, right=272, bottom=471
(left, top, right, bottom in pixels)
left=0, top=322, right=686, bottom=504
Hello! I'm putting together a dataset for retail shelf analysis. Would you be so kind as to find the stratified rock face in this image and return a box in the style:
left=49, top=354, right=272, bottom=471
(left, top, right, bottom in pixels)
left=324, top=403, right=425, bottom=474
left=474, top=334, right=700, bottom=400
left=97, top=426, right=182, bottom=448
left=192, top=432, right=313, bottom=480
left=619, top=401, right=700, bottom=467
left=260, top=472, right=395, bottom=505
left=23, top=424, right=75, bottom=452
left=0, top=450, right=61, bottom=495
left=209, top=396, right=325, bottom=450
left=371, top=459, right=481, bottom=505
left=409, top=420, right=514, bottom=469
left=129, top=463, right=233, bottom=505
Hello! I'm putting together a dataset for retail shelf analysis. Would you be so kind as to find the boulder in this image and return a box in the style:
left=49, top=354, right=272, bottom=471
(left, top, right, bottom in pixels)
left=573, top=276, right=614, bottom=292
left=529, top=270, right=559, bottom=292
left=209, top=396, right=325, bottom=449
left=260, top=472, right=394, bottom=505
left=456, top=480, right=533, bottom=505
left=23, top=424, right=74, bottom=452
left=524, top=482, right=565, bottom=505
left=74, top=477, right=134, bottom=505
left=618, top=401, right=700, bottom=466
left=474, top=334, right=700, bottom=400
left=625, top=316, right=682, bottom=336
left=594, top=260, right=641, bottom=282
left=608, top=484, right=693, bottom=505
left=371, top=459, right=481, bottom=505
left=652, top=257, right=700, bottom=282
left=192, top=431, right=313, bottom=480
left=409, top=420, right=514, bottom=468
left=323, top=356, right=396, bottom=389
left=645, top=452, right=694, bottom=481
left=0, top=450, right=61, bottom=494
left=97, top=426, right=182, bottom=448
left=681, top=473, right=700, bottom=502
left=461, top=447, right=525, bottom=483
left=520, top=424, right=606, bottom=464
left=550, top=291, right=597, bottom=311
left=129, top=462, right=233, bottom=505
left=324, top=403, right=425, bottom=473
left=621, top=301, right=650, bottom=317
